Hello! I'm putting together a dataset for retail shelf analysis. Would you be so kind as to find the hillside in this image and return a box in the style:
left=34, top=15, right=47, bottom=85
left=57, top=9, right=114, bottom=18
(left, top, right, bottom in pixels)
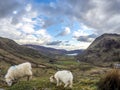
left=0, top=37, right=52, bottom=67
left=24, top=44, right=83, bottom=57
left=77, top=33, right=120, bottom=63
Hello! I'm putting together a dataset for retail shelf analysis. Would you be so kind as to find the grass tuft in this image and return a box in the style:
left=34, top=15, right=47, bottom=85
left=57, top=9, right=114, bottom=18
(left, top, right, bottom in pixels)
left=98, top=69, right=120, bottom=90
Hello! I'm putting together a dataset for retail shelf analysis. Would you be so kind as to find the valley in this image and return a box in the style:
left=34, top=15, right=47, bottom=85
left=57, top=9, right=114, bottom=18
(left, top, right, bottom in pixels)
left=0, top=33, right=120, bottom=90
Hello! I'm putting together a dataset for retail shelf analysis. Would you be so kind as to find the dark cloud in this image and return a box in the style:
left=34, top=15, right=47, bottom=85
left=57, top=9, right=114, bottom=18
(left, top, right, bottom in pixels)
left=42, top=16, right=63, bottom=28
left=104, top=0, right=120, bottom=15
left=76, top=34, right=98, bottom=42
left=47, top=41, right=62, bottom=45
left=0, top=0, right=32, bottom=25
left=65, top=40, right=69, bottom=43
left=0, top=0, right=23, bottom=18
left=88, top=34, right=98, bottom=38
left=65, top=43, right=71, bottom=46
left=11, top=9, right=27, bottom=24
left=77, top=36, right=91, bottom=42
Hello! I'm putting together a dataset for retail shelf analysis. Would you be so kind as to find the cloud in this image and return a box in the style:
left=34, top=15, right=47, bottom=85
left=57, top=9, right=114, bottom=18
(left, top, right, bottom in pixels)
left=35, top=29, right=52, bottom=40
left=0, top=14, right=52, bottom=45
left=0, top=18, right=22, bottom=40
left=1, top=0, right=120, bottom=35
left=47, top=41, right=62, bottom=45
left=16, top=29, right=52, bottom=45
left=56, top=27, right=71, bottom=36
left=25, top=4, right=32, bottom=12
left=74, top=34, right=97, bottom=42
left=76, top=35, right=94, bottom=42
left=47, top=41, right=91, bottom=50
left=73, top=23, right=97, bottom=42
left=0, top=0, right=22, bottom=18
left=33, top=0, right=120, bottom=35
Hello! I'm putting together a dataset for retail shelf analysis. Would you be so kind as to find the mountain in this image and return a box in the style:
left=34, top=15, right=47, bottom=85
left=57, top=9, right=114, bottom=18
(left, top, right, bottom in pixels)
left=24, top=44, right=66, bottom=56
left=76, top=33, right=120, bottom=63
left=24, top=44, right=83, bottom=57
left=0, top=37, right=51, bottom=67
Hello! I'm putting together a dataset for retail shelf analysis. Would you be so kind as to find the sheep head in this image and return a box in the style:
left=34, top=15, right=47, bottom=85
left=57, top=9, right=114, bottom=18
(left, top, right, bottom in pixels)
left=5, top=78, right=13, bottom=86
left=50, top=75, right=55, bottom=83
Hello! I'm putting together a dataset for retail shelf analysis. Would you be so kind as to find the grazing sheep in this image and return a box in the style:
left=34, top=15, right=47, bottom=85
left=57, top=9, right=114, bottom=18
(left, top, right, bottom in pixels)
left=50, top=70, right=73, bottom=88
left=5, top=62, right=32, bottom=86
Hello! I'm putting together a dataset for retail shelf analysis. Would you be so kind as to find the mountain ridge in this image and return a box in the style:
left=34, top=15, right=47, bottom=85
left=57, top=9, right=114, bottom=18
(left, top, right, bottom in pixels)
left=24, top=44, right=83, bottom=57
left=77, top=33, right=120, bottom=63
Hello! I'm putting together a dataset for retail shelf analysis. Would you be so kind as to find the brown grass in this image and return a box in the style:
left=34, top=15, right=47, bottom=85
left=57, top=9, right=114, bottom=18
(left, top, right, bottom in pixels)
left=98, top=69, right=120, bottom=90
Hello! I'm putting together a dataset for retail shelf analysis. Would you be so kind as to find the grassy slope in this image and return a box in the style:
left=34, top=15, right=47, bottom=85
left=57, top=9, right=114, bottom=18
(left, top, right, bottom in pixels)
left=0, top=57, right=111, bottom=90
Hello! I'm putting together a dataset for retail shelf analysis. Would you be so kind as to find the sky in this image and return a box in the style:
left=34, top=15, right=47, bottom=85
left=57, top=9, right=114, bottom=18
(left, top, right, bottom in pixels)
left=0, top=0, right=120, bottom=50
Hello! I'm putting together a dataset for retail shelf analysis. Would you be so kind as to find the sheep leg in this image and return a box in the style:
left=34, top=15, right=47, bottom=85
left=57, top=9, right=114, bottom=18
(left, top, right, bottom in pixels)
left=59, top=81, right=62, bottom=86
left=27, top=75, right=32, bottom=81
left=64, top=82, right=69, bottom=88
left=56, top=78, right=60, bottom=86
left=69, top=80, right=73, bottom=88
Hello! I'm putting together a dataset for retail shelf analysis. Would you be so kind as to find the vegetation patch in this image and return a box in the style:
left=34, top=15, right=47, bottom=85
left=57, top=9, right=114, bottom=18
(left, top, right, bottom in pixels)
left=98, top=69, right=120, bottom=90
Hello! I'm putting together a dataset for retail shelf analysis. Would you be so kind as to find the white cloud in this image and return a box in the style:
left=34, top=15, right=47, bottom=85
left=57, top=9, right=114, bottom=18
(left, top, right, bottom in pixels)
left=21, top=24, right=35, bottom=34
left=57, top=27, right=71, bottom=36
left=35, top=29, right=52, bottom=43
left=15, top=29, right=52, bottom=45
left=73, top=24, right=94, bottom=38
left=25, top=4, right=32, bottom=12
left=73, top=30, right=88, bottom=38
left=0, top=18, right=22, bottom=40
left=35, top=29, right=47, bottom=36
left=46, top=41, right=91, bottom=50
left=64, top=27, right=71, bottom=35
left=0, top=9, right=52, bottom=45
left=13, top=11, right=18, bottom=14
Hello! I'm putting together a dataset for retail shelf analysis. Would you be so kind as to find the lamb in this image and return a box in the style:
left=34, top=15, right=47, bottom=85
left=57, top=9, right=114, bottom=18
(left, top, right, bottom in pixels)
left=5, top=62, right=32, bottom=86
left=50, top=70, right=73, bottom=88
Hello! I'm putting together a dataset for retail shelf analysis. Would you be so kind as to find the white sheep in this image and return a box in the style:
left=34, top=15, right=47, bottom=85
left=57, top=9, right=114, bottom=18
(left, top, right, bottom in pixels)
left=50, top=70, right=73, bottom=88
left=5, top=62, right=32, bottom=86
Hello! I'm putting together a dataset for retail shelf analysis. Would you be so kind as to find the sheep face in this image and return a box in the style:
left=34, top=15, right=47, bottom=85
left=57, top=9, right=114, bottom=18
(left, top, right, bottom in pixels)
left=50, top=75, right=55, bottom=83
left=5, top=78, right=12, bottom=86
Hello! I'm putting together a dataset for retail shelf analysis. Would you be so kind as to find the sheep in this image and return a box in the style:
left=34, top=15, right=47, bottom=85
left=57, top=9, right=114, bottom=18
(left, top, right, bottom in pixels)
left=50, top=70, right=73, bottom=88
left=5, top=62, right=32, bottom=86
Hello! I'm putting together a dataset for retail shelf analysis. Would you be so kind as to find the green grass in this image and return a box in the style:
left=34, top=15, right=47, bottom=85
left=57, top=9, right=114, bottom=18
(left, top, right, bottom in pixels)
left=5, top=75, right=99, bottom=90
left=0, top=59, right=108, bottom=90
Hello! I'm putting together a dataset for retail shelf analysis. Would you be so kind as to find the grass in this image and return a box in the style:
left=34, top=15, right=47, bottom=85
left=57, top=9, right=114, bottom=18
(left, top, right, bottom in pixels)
left=98, top=69, right=120, bottom=90
left=0, top=59, right=110, bottom=90
left=6, top=75, right=98, bottom=90
left=6, top=78, right=72, bottom=90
